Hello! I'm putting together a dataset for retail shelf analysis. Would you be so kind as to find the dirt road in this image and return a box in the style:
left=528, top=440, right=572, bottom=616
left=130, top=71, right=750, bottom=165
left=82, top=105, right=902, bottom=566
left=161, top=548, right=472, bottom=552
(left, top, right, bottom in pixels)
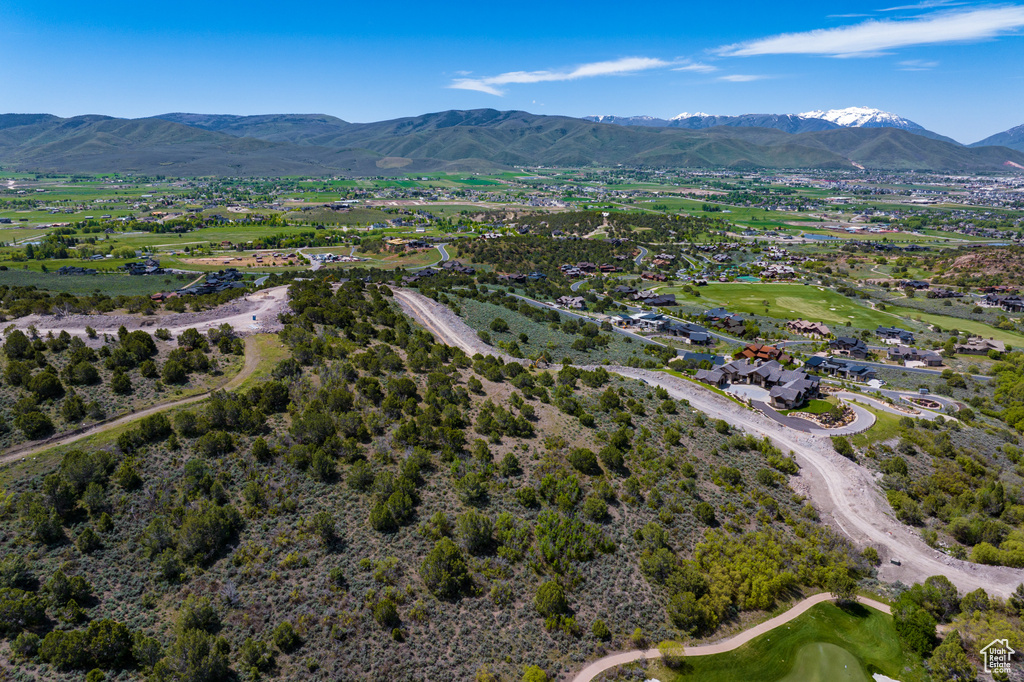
left=390, top=288, right=1023, bottom=598
left=12, top=286, right=290, bottom=340
left=0, top=335, right=264, bottom=467
left=571, top=594, right=890, bottom=682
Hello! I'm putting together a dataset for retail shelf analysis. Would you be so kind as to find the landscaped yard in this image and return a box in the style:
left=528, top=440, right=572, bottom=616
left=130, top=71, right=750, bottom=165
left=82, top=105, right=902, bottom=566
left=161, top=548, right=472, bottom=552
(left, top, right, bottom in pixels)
left=652, top=601, right=924, bottom=682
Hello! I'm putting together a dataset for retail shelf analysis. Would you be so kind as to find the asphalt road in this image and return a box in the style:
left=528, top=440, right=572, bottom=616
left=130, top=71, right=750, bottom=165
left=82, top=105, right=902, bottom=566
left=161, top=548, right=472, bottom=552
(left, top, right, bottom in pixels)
left=634, top=246, right=648, bottom=266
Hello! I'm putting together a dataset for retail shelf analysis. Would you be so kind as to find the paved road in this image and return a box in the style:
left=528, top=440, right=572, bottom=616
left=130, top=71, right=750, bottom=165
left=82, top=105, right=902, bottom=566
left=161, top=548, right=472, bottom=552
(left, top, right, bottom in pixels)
left=634, top=246, right=648, bottom=266
left=570, top=279, right=585, bottom=292
left=392, top=288, right=1024, bottom=600
left=571, top=594, right=891, bottom=682
left=0, top=335, right=266, bottom=467
left=754, top=401, right=876, bottom=435
left=410, top=243, right=450, bottom=270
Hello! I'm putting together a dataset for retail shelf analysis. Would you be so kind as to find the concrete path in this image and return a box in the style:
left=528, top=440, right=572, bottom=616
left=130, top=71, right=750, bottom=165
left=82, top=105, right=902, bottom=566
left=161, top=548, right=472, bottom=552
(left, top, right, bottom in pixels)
left=571, top=594, right=891, bottom=682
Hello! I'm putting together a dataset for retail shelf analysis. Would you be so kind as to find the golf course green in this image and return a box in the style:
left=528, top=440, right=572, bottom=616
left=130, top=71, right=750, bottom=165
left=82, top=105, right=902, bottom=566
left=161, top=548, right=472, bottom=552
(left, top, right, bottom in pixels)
left=654, top=602, right=925, bottom=682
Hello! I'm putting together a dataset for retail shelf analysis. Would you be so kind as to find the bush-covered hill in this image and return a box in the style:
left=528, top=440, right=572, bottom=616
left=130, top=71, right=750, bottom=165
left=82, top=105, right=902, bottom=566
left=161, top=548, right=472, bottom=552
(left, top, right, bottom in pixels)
left=0, top=280, right=869, bottom=681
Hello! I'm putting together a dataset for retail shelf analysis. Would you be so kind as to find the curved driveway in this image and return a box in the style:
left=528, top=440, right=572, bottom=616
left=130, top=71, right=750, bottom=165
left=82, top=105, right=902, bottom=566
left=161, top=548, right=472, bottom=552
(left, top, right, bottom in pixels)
left=571, top=594, right=890, bottom=682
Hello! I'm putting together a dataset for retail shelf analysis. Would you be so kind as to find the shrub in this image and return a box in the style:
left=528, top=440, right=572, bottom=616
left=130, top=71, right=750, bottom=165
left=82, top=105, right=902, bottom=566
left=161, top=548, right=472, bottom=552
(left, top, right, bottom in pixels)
left=420, top=538, right=470, bottom=599
left=15, top=411, right=54, bottom=439
left=110, top=371, right=132, bottom=395
left=11, top=631, right=40, bottom=660
left=832, top=436, right=855, bottom=459
left=457, top=510, right=493, bottom=556
left=272, top=621, right=302, bottom=653
left=568, top=447, right=600, bottom=475
left=162, top=359, right=187, bottom=384
left=373, top=598, right=400, bottom=628
left=534, top=581, right=567, bottom=618
left=591, top=618, right=610, bottom=640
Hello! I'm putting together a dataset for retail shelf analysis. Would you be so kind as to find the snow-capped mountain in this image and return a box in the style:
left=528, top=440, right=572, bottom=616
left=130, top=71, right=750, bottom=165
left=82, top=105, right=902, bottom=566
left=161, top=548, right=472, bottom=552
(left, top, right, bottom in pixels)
left=798, top=106, right=925, bottom=131
left=584, top=106, right=962, bottom=142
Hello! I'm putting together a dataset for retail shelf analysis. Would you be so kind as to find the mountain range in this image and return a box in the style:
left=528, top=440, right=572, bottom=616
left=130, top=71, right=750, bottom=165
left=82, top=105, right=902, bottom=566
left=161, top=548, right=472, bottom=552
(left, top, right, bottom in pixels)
left=0, top=108, right=1021, bottom=176
left=582, top=107, right=964, bottom=145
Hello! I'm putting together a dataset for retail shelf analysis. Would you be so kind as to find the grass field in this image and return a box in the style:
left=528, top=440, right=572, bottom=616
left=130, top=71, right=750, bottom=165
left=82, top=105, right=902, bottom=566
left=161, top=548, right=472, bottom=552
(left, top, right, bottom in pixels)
left=660, top=283, right=899, bottom=329
left=0, top=269, right=185, bottom=295
left=653, top=601, right=924, bottom=682
left=883, top=304, right=1024, bottom=347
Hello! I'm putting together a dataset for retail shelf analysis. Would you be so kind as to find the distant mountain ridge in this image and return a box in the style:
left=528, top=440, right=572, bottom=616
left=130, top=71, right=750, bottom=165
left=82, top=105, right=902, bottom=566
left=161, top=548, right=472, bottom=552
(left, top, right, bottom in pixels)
left=583, top=107, right=960, bottom=144
left=0, top=109, right=1021, bottom=175
left=971, top=124, right=1024, bottom=153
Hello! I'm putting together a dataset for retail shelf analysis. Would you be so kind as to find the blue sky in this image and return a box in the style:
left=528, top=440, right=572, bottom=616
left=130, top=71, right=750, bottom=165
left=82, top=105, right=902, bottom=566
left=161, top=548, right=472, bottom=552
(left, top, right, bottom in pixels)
left=2, top=0, right=1023, bottom=142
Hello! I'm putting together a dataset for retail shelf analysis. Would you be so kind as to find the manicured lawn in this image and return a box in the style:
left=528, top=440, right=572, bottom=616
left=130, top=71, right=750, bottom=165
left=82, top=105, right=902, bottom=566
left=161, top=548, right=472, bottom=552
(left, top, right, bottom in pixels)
left=883, top=304, right=1024, bottom=347
left=851, top=407, right=904, bottom=448
left=660, top=283, right=896, bottom=328
left=653, top=602, right=924, bottom=682
left=780, top=398, right=835, bottom=416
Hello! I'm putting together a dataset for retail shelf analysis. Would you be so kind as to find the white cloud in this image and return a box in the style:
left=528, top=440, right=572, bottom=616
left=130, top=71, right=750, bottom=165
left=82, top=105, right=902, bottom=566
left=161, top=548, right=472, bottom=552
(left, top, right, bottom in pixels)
left=672, top=61, right=718, bottom=73
left=448, top=57, right=670, bottom=96
left=716, top=6, right=1024, bottom=57
left=719, top=74, right=770, bottom=82
left=899, top=58, right=940, bottom=69
left=881, top=0, right=966, bottom=11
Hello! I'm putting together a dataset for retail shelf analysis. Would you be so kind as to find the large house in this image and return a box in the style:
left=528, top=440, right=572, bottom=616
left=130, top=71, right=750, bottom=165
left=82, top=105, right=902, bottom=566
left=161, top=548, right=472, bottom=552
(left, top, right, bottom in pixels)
left=734, top=343, right=792, bottom=364
left=830, top=336, right=870, bottom=359
left=664, top=322, right=712, bottom=345
left=555, top=296, right=586, bottom=309
left=981, top=294, right=1024, bottom=312
left=888, top=345, right=943, bottom=366
left=955, top=337, right=1006, bottom=355
left=633, top=291, right=677, bottom=306
left=696, top=359, right=819, bottom=409
left=787, top=320, right=832, bottom=339
left=876, top=326, right=915, bottom=344
left=804, top=356, right=877, bottom=382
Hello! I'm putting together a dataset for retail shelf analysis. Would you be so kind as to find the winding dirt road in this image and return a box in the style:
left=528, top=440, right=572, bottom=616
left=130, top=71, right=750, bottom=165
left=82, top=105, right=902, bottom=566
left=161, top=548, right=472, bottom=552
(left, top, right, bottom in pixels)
left=12, top=286, right=290, bottom=340
left=0, top=334, right=265, bottom=467
left=390, top=288, right=1023, bottom=599
left=571, top=594, right=891, bottom=682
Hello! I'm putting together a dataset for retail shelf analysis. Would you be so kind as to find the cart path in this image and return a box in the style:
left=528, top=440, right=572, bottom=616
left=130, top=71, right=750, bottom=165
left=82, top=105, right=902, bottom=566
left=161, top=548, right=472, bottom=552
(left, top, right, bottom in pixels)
left=0, top=335, right=264, bottom=467
left=391, top=288, right=1023, bottom=598
left=571, top=594, right=891, bottom=682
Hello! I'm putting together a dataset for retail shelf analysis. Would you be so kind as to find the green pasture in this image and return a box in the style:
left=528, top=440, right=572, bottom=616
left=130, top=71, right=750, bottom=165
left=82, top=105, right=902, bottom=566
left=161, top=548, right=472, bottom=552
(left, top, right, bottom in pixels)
left=654, top=601, right=923, bottom=682
left=659, top=282, right=898, bottom=328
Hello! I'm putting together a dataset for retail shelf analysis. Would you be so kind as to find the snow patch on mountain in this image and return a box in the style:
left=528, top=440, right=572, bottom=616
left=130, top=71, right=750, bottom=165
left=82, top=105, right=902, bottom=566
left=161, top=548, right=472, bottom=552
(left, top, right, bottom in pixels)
left=799, top=106, right=924, bottom=130
left=671, top=112, right=711, bottom=120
